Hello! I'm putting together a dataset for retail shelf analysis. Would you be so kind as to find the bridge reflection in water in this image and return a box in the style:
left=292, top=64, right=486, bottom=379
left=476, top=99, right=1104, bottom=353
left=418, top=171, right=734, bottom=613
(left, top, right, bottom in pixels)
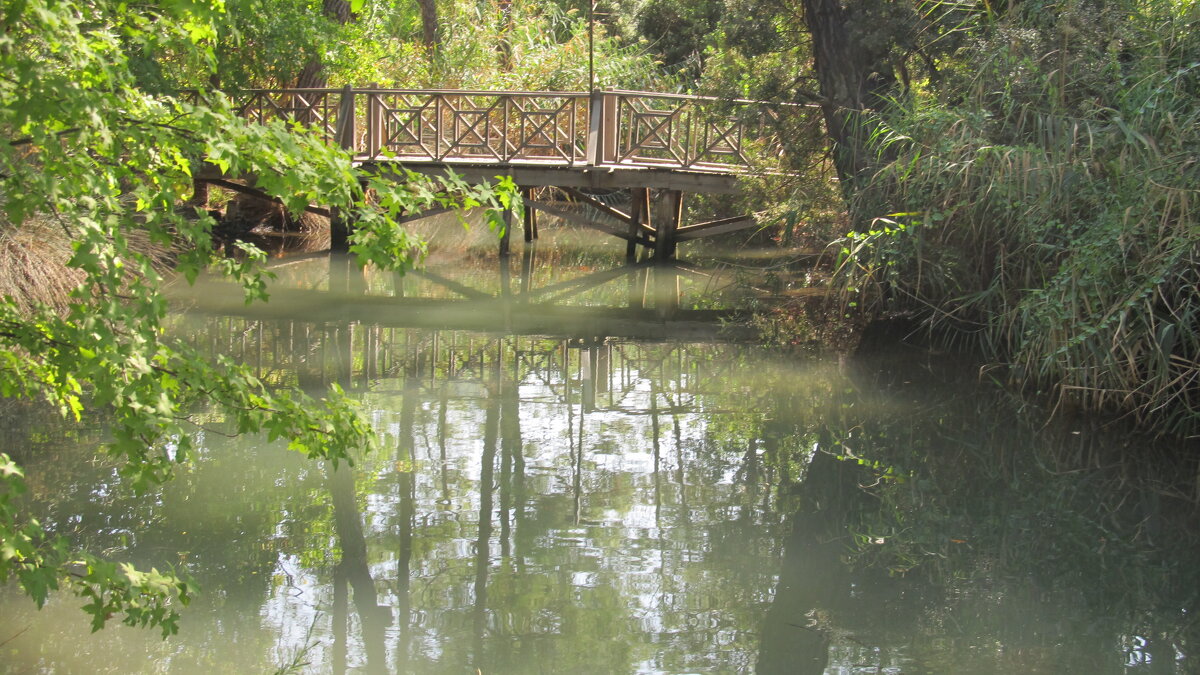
left=175, top=250, right=761, bottom=403
left=170, top=249, right=811, bottom=672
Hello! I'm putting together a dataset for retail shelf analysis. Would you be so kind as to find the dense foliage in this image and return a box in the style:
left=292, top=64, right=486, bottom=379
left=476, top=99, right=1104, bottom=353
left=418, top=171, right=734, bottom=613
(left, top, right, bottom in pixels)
left=604, top=0, right=1198, bottom=434
left=195, top=0, right=665, bottom=91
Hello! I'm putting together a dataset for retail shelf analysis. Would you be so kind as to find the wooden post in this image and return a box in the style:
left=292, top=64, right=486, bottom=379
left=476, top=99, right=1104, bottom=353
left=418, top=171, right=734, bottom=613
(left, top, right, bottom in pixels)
left=366, top=85, right=382, bottom=158
left=667, top=190, right=683, bottom=259
left=597, top=341, right=610, bottom=396
left=499, top=254, right=513, bottom=301
left=602, top=93, right=617, bottom=164
left=521, top=186, right=537, bottom=242
left=520, top=246, right=534, bottom=296
left=582, top=343, right=596, bottom=412
left=586, top=90, right=604, bottom=166
left=329, top=251, right=351, bottom=293
left=627, top=187, right=649, bottom=260
left=629, top=266, right=648, bottom=309
left=499, top=205, right=513, bottom=257
left=330, top=209, right=350, bottom=252
left=189, top=179, right=210, bottom=208
left=653, top=267, right=681, bottom=320
left=330, top=86, right=357, bottom=253
left=654, top=189, right=683, bottom=261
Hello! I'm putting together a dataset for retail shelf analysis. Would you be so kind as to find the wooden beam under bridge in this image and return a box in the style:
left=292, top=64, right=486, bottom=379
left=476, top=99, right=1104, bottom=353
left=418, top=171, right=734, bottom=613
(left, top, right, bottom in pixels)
left=523, top=200, right=654, bottom=249
left=674, top=214, right=760, bottom=241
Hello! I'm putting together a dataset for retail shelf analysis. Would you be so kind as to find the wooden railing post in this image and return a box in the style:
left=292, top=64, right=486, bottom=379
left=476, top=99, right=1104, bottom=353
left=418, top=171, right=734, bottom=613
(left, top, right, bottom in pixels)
left=586, top=91, right=619, bottom=165
left=602, top=93, right=617, bottom=164
left=586, top=90, right=603, bottom=165
left=366, top=84, right=382, bottom=158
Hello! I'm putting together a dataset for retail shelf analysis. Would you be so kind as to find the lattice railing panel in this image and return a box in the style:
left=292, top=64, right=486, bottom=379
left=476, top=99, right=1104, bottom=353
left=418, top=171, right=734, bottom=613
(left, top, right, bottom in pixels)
left=612, top=93, right=788, bottom=170
left=505, top=96, right=587, bottom=162
left=216, top=88, right=802, bottom=173
left=233, top=90, right=342, bottom=145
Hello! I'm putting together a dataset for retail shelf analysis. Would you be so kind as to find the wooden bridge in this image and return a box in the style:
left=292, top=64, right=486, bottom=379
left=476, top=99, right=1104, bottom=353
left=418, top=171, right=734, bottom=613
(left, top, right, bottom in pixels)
left=196, top=87, right=815, bottom=259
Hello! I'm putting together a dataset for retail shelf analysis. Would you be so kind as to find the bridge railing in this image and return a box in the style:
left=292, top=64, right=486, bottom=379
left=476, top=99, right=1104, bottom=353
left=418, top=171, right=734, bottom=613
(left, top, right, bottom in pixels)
left=605, top=90, right=789, bottom=171
left=218, top=87, right=808, bottom=173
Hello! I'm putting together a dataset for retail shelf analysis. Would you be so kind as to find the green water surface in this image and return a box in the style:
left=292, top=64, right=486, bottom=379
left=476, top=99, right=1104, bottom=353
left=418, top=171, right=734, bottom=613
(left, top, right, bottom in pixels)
left=2, top=225, right=1196, bottom=674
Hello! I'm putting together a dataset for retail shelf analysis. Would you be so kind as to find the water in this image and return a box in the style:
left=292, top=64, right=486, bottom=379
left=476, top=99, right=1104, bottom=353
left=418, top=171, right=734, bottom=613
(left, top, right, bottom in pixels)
left=2, top=223, right=1198, bottom=673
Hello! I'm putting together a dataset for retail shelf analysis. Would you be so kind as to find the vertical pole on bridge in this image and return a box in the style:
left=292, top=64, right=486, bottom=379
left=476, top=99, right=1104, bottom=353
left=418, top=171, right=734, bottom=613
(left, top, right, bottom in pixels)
left=365, top=86, right=379, bottom=159
left=587, top=0, right=596, bottom=95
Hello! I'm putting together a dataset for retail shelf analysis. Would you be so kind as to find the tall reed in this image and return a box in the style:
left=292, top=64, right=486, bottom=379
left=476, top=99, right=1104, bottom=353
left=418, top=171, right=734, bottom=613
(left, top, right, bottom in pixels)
left=835, top=0, right=1200, bottom=435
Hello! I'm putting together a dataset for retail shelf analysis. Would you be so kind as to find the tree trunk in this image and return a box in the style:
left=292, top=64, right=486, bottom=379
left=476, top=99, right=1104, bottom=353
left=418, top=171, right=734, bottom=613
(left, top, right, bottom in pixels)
left=296, top=0, right=355, bottom=89
left=417, top=0, right=440, bottom=49
left=801, top=0, right=893, bottom=186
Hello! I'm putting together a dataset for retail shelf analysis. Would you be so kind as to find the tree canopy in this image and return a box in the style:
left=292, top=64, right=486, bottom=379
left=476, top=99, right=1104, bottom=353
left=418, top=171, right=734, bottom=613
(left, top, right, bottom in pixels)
left=0, top=0, right=515, bottom=635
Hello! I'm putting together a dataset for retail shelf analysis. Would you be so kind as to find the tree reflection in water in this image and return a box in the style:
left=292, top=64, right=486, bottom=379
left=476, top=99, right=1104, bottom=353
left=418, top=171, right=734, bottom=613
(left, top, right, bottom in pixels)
left=1, top=245, right=1198, bottom=673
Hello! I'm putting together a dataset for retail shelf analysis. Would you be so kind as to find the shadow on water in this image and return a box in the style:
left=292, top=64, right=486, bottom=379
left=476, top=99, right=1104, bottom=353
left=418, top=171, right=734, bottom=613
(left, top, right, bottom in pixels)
left=3, top=224, right=1200, bottom=673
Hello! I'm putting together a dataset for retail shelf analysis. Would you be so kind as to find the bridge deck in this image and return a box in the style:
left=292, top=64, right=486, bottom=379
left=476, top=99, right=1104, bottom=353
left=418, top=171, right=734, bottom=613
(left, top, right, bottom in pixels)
left=362, top=160, right=740, bottom=193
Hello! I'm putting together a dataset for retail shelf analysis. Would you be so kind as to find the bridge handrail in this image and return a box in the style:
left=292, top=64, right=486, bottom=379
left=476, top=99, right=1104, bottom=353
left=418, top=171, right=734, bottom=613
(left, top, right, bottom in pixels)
left=228, top=87, right=593, bottom=98
left=602, top=88, right=819, bottom=109
left=194, top=87, right=811, bottom=173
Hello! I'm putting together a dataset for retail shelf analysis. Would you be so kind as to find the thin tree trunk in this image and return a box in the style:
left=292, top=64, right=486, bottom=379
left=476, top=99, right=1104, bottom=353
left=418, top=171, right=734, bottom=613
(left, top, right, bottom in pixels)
left=498, top=0, right=514, bottom=70
left=417, top=0, right=440, bottom=49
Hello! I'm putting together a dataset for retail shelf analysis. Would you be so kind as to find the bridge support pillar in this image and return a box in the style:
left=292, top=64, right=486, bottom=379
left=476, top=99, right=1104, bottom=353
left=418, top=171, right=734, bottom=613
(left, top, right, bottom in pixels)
left=330, top=207, right=351, bottom=252
left=654, top=190, right=683, bottom=261
left=628, top=188, right=649, bottom=260
left=499, top=204, right=513, bottom=257
left=520, top=247, right=535, bottom=295
left=522, top=187, right=538, bottom=242
left=190, top=179, right=210, bottom=208
left=653, top=266, right=681, bottom=320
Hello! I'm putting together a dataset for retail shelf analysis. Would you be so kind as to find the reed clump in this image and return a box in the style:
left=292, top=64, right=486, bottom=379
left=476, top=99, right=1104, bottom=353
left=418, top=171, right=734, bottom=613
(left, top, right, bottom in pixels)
left=1, top=216, right=175, bottom=314
left=836, top=1, right=1200, bottom=435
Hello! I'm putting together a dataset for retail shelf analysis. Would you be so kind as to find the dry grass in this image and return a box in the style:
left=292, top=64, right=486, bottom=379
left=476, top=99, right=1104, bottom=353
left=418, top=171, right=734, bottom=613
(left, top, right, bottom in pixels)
left=0, top=216, right=175, bottom=314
